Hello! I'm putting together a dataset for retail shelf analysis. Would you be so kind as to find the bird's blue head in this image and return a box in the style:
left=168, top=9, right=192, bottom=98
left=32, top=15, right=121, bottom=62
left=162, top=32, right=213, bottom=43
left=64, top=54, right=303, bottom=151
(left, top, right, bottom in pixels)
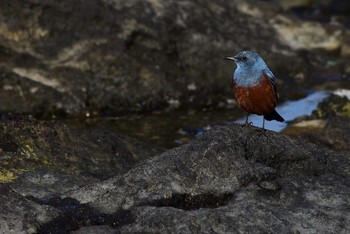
left=223, top=50, right=267, bottom=70
left=223, top=50, right=271, bottom=87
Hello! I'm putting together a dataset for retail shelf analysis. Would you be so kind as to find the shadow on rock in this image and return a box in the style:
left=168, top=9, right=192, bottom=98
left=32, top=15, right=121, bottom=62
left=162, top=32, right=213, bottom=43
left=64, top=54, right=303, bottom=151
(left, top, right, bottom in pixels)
left=143, top=193, right=234, bottom=210
left=30, top=197, right=134, bottom=233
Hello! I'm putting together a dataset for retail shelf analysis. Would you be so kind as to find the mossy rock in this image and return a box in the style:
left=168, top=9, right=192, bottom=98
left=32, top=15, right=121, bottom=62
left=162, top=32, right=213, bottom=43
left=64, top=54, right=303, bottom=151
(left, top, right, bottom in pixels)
left=313, top=94, right=350, bottom=118
left=0, top=115, right=162, bottom=182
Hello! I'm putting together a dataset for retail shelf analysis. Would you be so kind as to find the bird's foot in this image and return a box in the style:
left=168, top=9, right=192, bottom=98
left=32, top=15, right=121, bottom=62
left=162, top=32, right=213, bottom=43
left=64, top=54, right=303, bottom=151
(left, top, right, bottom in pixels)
left=241, top=121, right=253, bottom=128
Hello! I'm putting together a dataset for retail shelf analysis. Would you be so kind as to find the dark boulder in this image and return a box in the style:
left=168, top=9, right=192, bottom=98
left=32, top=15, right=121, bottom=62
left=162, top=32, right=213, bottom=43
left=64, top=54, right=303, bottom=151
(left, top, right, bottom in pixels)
left=64, top=125, right=350, bottom=233
left=1, top=124, right=349, bottom=233
left=0, top=0, right=349, bottom=117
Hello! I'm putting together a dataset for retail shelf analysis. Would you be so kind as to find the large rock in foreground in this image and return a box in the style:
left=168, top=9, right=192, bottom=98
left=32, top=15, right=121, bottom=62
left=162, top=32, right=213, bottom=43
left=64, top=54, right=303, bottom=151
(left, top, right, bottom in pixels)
left=1, top=123, right=349, bottom=233
left=62, top=125, right=349, bottom=233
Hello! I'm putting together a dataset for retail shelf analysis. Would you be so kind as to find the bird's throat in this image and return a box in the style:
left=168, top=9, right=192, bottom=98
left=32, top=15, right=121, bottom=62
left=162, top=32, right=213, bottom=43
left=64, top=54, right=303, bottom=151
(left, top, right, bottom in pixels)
left=233, top=69, right=263, bottom=87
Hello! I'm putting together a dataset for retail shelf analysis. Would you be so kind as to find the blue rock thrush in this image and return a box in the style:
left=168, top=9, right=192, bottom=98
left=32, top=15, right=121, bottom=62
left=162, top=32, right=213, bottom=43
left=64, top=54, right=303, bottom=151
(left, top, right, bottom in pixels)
left=223, top=51, right=284, bottom=129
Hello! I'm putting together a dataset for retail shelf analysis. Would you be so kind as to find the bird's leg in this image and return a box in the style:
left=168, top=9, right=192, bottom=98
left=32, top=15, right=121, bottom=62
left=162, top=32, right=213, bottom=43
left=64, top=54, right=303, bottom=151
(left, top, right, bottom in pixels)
left=261, top=118, right=267, bottom=132
left=241, top=113, right=252, bottom=127
left=245, top=113, right=249, bottom=125
left=262, top=118, right=265, bottom=130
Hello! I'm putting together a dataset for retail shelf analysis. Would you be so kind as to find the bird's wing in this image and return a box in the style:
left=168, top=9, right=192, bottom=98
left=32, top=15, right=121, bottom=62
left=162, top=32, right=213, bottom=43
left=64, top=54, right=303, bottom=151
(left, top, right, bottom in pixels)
left=262, top=68, right=275, bottom=86
left=262, top=68, right=279, bottom=100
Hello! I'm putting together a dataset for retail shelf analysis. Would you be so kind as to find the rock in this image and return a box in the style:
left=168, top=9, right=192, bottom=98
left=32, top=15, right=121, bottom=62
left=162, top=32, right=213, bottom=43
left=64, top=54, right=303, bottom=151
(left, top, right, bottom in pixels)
left=72, top=225, right=116, bottom=234
left=0, top=115, right=162, bottom=232
left=271, top=14, right=342, bottom=52
left=282, top=119, right=331, bottom=148
left=324, top=116, right=350, bottom=151
left=284, top=91, right=350, bottom=151
left=58, top=125, right=349, bottom=233
left=1, top=124, right=349, bottom=233
left=0, top=183, right=58, bottom=234
left=0, top=0, right=349, bottom=117
left=313, top=93, right=350, bottom=118
left=315, top=92, right=350, bottom=151
left=11, top=170, right=100, bottom=199
left=274, top=0, right=332, bottom=10
left=0, top=115, right=163, bottom=182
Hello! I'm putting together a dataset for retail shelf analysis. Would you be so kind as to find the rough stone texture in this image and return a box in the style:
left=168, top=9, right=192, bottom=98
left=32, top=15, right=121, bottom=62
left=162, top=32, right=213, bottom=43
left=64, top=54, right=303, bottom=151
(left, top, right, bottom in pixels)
left=1, top=124, right=349, bottom=233
left=0, top=0, right=349, bottom=117
left=0, top=115, right=163, bottom=182
left=324, top=116, right=350, bottom=151
left=0, top=183, right=58, bottom=234
left=71, top=225, right=116, bottom=234
left=0, top=115, right=163, bottom=233
left=63, top=125, right=350, bottom=233
left=11, top=170, right=100, bottom=199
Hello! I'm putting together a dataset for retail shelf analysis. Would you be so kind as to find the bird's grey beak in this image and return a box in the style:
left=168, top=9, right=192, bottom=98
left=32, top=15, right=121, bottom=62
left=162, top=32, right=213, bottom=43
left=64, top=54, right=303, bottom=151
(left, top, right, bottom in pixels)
left=222, top=56, right=237, bottom=61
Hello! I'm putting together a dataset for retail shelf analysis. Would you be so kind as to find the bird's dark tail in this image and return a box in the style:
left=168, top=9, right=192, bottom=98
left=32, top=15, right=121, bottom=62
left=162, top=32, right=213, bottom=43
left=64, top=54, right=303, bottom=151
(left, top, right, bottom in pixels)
left=264, top=109, right=284, bottom=122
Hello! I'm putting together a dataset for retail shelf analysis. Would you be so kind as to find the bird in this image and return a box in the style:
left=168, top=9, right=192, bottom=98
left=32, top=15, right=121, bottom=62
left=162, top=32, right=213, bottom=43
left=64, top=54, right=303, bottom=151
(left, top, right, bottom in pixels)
left=223, top=50, right=284, bottom=129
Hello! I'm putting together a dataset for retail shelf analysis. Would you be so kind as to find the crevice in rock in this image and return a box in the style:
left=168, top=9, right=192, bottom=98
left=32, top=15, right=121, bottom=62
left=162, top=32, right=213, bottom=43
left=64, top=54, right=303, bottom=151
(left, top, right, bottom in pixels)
left=143, top=193, right=234, bottom=210
left=26, top=196, right=134, bottom=233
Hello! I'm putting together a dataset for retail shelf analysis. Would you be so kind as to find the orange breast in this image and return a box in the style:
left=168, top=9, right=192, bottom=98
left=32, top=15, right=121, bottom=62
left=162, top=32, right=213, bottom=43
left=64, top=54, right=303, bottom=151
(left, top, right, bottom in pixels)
left=232, top=74, right=278, bottom=115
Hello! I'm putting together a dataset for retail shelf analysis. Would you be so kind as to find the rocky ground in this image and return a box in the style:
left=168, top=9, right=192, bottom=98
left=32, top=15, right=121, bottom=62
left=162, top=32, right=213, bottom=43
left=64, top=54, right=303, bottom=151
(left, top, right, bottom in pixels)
left=2, top=89, right=348, bottom=233
left=1, top=91, right=350, bottom=233
left=0, top=119, right=349, bottom=233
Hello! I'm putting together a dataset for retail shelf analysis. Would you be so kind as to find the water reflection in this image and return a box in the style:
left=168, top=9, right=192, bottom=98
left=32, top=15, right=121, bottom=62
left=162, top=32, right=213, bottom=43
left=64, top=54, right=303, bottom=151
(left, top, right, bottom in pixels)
left=66, top=91, right=330, bottom=149
left=236, top=91, right=330, bottom=132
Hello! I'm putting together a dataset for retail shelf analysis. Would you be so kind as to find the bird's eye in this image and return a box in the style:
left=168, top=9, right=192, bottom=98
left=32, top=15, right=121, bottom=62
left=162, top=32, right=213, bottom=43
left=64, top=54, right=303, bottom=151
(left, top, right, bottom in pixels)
left=242, top=56, right=247, bottom=61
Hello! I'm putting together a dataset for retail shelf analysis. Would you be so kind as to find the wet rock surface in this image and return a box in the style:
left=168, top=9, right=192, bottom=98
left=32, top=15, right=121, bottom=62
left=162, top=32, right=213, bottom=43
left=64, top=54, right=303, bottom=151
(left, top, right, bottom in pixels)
left=0, top=0, right=349, bottom=117
left=26, top=125, right=350, bottom=233
left=0, top=122, right=349, bottom=233
left=0, top=115, right=163, bottom=182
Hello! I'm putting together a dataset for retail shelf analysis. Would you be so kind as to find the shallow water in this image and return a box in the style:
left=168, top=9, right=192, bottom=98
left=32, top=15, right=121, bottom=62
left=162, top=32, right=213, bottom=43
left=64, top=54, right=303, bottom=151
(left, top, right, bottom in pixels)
left=236, top=91, right=330, bottom=132
left=67, top=107, right=243, bottom=148
left=67, top=91, right=331, bottom=149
